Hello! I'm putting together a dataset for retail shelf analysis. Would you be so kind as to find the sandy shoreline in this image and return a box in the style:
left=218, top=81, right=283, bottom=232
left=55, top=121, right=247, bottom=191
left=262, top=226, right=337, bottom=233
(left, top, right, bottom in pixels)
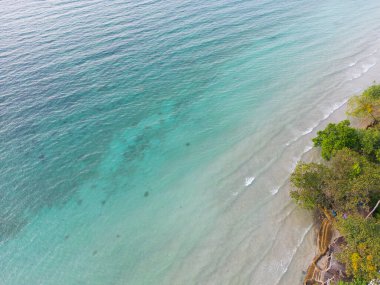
left=285, top=100, right=350, bottom=284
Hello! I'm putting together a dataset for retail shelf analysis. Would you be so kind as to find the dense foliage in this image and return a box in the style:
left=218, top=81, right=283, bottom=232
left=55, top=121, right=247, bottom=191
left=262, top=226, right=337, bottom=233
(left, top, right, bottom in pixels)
left=363, top=84, right=380, bottom=99
left=347, top=84, right=380, bottom=125
left=358, top=128, right=380, bottom=162
left=334, top=280, right=368, bottom=285
left=290, top=162, right=329, bottom=210
left=290, top=85, right=380, bottom=283
left=291, top=149, right=380, bottom=213
left=313, top=120, right=380, bottom=162
left=312, top=120, right=360, bottom=160
left=337, top=216, right=380, bottom=281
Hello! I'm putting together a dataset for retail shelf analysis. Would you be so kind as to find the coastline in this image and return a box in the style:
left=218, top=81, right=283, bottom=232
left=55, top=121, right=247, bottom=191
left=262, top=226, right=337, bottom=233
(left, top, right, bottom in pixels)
left=287, top=98, right=363, bottom=284
left=2, top=2, right=380, bottom=284
left=296, top=103, right=349, bottom=282
left=290, top=83, right=380, bottom=284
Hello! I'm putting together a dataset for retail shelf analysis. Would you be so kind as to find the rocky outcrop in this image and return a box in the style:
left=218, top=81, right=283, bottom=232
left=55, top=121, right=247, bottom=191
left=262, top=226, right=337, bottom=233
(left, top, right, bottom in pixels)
left=304, top=216, right=347, bottom=285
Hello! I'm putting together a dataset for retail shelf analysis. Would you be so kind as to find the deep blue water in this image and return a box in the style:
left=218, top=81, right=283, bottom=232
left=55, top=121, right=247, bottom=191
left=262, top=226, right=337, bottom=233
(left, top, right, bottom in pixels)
left=1, top=1, right=380, bottom=284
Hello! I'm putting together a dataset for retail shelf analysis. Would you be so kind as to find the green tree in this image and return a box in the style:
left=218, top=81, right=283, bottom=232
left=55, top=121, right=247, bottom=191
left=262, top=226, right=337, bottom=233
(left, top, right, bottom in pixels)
left=358, top=128, right=380, bottom=162
left=313, top=120, right=360, bottom=160
left=290, top=149, right=380, bottom=214
left=324, top=149, right=376, bottom=213
left=347, top=84, right=380, bottom=125
left=334, top=280, right=368, bottom=285
left=336, top=215, right=380, bottom=282
left=290, top=162, right=330, bottom=210
left=362, top=84, right=380, bottom=99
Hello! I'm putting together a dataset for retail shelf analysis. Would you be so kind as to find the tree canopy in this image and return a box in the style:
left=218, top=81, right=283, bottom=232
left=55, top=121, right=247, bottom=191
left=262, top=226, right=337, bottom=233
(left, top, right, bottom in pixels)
left=337, top=215, right=380, bottom=281
left=312, top=120, right=360, bottom=160
left=358, top=128, right=380, bottom=162
left=290, top=99, right=380, bottom=283
left=312, top=120, right=380, bottom=162
left=347, top=84, right=380, bottom=124
left=362, top=84, right=380, bottom=99
left=290, top=162, right=330, bottom=210
left=290, top=148, right=380, bottom=214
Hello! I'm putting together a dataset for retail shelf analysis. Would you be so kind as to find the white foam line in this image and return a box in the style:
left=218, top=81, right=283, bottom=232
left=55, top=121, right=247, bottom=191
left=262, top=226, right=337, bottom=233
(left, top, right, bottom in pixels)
left=251, top=97, right=347, bottom=194
left=303, top=145, right=313, bottom=153
left=362, top=62, right=376, bottom=73
left=348, top=61, right=357, bottom=67
left=270, top=186, right=280, bottom=195
left=285, top=123, right=320, bottom=147
left=272, top=224, right=314, bottom=285
left=348, top=60, right=377, bottom=81
left=322, top=98, right=348, bottom=120
left=244, top=176, right=255, bottom=187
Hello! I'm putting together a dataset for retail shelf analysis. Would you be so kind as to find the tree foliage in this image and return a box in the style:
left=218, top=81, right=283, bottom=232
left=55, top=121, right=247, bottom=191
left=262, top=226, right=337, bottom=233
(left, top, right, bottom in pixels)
left=327, top=149, right=380, bottom=213
left=290, top=162, right=330, bottom=210
left=313, top=120, right=380, bottom=162
left=358, top=128, right=380, bottom=162
left=336, top=216, right=380, bottom=281
left=347, top=84, right=380, bottom=124
left=362, top=84, right=380, bottom=99
left=334, top=279, right=368, bottom=285
left=312, top=120, right=360, bottom=160
left=290, top=149, right=380, bottom=214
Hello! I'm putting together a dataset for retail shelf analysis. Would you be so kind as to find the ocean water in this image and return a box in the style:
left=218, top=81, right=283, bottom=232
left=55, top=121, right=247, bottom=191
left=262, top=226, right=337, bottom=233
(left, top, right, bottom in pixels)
left=1, top=0, right=380, bottom=284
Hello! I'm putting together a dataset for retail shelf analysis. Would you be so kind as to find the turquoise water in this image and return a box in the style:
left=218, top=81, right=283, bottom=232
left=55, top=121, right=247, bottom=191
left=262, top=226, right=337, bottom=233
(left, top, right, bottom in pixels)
left=1, top=1, right=380, bottom=284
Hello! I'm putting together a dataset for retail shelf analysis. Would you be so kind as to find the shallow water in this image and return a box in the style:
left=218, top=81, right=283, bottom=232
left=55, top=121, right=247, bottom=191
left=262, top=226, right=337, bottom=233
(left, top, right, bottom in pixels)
left=1, top=1, right=380, bottom=284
